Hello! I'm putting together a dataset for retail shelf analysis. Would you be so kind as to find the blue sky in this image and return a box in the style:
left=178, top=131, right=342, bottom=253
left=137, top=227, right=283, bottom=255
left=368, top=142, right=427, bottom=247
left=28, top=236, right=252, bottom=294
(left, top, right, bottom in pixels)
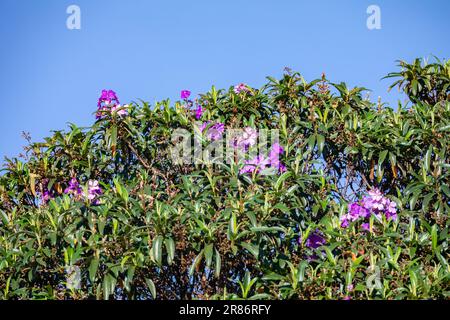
left=0, top=0, right=449, bottom=162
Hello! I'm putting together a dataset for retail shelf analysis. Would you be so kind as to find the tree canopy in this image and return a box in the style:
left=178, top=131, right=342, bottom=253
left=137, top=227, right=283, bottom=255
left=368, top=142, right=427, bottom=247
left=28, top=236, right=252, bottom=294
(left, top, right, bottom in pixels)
left=0, top=57, right=449, bottom=300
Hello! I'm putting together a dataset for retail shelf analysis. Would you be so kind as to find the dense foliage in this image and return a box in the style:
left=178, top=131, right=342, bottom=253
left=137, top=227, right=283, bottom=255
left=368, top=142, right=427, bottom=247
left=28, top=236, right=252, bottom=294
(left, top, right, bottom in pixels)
left=0, top=58, right=449, bottom=300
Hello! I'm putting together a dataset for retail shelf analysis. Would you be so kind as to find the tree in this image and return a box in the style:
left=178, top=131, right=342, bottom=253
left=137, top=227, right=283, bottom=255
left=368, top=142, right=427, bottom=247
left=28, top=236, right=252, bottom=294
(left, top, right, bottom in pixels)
left=0, top=58, right=449, bottom=300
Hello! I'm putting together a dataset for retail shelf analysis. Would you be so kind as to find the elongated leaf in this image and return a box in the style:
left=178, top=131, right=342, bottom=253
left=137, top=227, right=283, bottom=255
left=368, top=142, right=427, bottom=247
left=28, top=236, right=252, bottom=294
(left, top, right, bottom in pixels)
left=204, top=243, right=213, bottom=268
left=152, top=235, right=163, bottom=266
left=89, top=258, right=100, bottom=283
left=165, top=238, right=175, bottom=265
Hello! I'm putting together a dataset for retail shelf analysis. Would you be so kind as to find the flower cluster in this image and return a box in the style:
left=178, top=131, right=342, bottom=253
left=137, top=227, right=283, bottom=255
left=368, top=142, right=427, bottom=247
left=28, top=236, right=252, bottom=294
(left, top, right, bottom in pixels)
left=240, top=142, right=286, bottom=174
left=87, top=180, right=103, bottom=205
left=180, top=90, right=191, bottom=100
left=180, top=89, right=204, bottom=119
left=340, top=189, right=398, bottom=230
left=63, top=177, right=102, bottom=204
left=194, top=105, right=203, bottom=120
left=234, top=83, right=250, bottom=94
left=184, top=89, right=285, bottom=176
left=235, top=127, right=258, bottom=150
left=298, top=229, right=327, bottom=262
left=64, top=177, right=82, bottom=197
left=40, top=179, right=54, bottom=204
left=199, top=122, right=225, bottom=141
left=304, top=229, right=326, bottom=249
left=96, top=89, right=128, bottom=119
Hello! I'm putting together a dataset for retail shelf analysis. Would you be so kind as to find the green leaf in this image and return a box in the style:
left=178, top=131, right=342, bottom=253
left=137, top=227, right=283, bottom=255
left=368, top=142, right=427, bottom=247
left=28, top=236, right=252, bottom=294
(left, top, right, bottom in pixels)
left=110, top=125, right=118, bottom=151
left=441, top=185, right=450, bottom=198
left=214, top=248, right=221, bottom=278
left=189, top=250, right=204, bottom=276
left=275, top=172, right=292, bottom=191
left=431, top=225, right=438, bottom=252
left=317, top=134, right=325, bottom=154
left=89, top=258, right=100, bottom=283
left=204, top=243, right=214, bottom=268
left=152, top=235, right=163, bottom=266
left=240, top=242, right=259, bottom=259
left=323, top=247, right=336, bottom=266
left=102, top=274, right=116, bottom=300
left=164, top=238, right=175, bottom=265
left=379, top=150, right=388, bottom=166
left=424, top=146, right=432, bottom=172
left=250, top=226, right=285, bottom=233
left=229, top=213, right=238, bottom=237
left=145, top=278, right=156, bottom=299
left=297, top=261, right=309, bottom=282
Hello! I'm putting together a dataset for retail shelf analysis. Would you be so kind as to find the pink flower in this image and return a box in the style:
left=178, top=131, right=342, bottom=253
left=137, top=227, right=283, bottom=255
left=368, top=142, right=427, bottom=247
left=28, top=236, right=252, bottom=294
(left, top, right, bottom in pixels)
left=98, top=90, right=119, bottom=108
left=96, top=89, right=121, bottom=119
left=111, top=104, right=129, bottom=116
left=236, top=127, right=258, bottom=149
left=85, top=180, right=103, bottom=205
left=208, top=123, right=225, bottom=141
left=268, top=143, right=285, bottom=172
left=234, top=83, right=249, bottom=94
left=340, top=216, right=350, bottom=228
left=368, top=188, right=383, bottom=201
left=181, top=90, right=191, bottom=100
left=194, top=105, right=203, bottom=120
left=239, top=143, right=286, bottom=175
left=200, top=122, right=225, bottom=141
left=239, top=155, right=270, bottom=174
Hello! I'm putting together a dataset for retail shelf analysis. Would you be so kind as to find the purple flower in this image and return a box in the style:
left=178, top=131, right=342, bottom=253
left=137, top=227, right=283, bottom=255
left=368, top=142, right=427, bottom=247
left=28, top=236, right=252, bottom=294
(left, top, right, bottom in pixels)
left=42, top=190, right=52, bottom=203
left=64, top=177, right=82, bottom=196
left=340, top=215, right=350, bottom=228
left=98, top=89, right=119, bottom=107
left=348, top=203, right=370, bottom=220
left=368, top=188, right=383, bottom=201
left=234, top=83, right=249, bottom=94
left=305, top=229, right=326, bottom=249
left=85, top=180, right=102, bottom=205
left=270, top=143, right=284, bottom=155
left=96, top=89, right=120, bottom=119
left=341, top=188, right=398, bottom=230
left=87, top=180, right=102, bottom=199
left=194, top=105, right=203, bottom=120
left=209, top=123, right=225, bottom=141
left=239, top=155, right=270, bottom=174
left=39, top=179, right=53, bottom=204
left=385, top=199, right=397, bottom=215
left=385, top=208, right=397, bottom=221
left=201, top=122, right=225, bottom=141
left=181, top=90, right=191, bottom=100
left=236, top=127, right=258, bottom=149
left=199, top=121, right=209, bottom=133
left=268, top=143, right=286, bottom=172
left=239, top=143, right=287, bottom=175
left=365, top=189, right=398, bottom=221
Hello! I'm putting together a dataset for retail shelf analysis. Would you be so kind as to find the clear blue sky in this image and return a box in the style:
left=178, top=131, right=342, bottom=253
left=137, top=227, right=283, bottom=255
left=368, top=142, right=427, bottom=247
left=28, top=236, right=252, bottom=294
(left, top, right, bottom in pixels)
left=0, top=0, right=449, bottom=162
